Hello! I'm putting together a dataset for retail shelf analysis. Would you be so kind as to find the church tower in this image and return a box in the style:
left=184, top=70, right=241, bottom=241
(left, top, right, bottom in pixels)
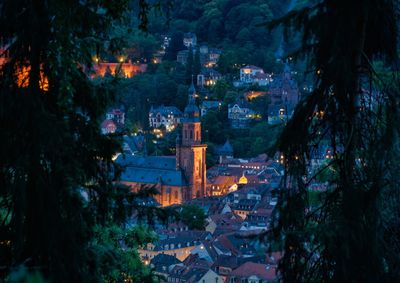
left=176, top=81, right=207, bottom=201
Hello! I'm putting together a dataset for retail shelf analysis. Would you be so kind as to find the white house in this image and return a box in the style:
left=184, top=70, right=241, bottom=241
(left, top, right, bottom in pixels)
left=240, top=65, right=264, bottom=83
left=149, top=105, right=183, bottom=131
left=236, top=65, right=273, bottom=87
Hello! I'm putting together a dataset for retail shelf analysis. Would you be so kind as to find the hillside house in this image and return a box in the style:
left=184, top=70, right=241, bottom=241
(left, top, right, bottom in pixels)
left=149, top=105, right=183, bottom=131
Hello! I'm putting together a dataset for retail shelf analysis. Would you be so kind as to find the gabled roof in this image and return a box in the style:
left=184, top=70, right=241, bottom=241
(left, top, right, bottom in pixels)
left=230, top=262, right=277, bottom=281
left=210, top=213, right=243, bottom=235
left=242, top=65, right=263, bottom=71
left=152, top=234, right=200, bottom=251
left=183, top=32, right=197, bottom=38
left=123, top=135, right=145, bottom=153
left=121, top=166, right=187, bottom=187
left=193, top=240, right=219, bottom=262
left=229, top=98, right=251, bottom=109
left=101, top=119, right=116, bottom=129
left=215, top=140, right=233, bottom=156
left=107, top=108, right=125, bottom=116
left=200, top=68, right=221, bottom=77
left=116, top=155, right=188, bottom=187
left=169, top=254, right=217, bottom=283
left=234, top=199, right=259, bottom=211
left=213, top=232, right=258, bottom=256
left=254, top=72, right=270, bottom=79
left=213, top=254, right=266, bottom=270
left=208, top=48, right=222, bottom=54
left=151, top=254, right=181, bottom=266
left=209, top=175, right=236, bottom=187
left=117, top=155, right=176, bottom=170
left=201, top=100, right=221, bottom=109
left=149, top=105, right=183, bottom=116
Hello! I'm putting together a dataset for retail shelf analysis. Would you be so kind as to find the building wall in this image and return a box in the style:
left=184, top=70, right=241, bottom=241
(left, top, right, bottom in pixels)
left=233, top=209, right=251, bottom=220
left=198, top=270, right=224, bottom=283
left=149, top=113, right=180, bottom=130
left=92, top=62, right=146, bottom=78
left=177, top=145, right=207, bottom=200
left=205, top=219, right=217, bottom=234
left=178, top=121, right=207, bottom=200
left=240, top=68, right=263, bottom=83
left=121, top=181, right=184, bottom=207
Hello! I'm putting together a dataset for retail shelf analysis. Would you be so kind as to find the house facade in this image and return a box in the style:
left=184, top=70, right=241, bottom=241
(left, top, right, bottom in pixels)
left=267, top=64, right=300, bottom=124
left=101, top=119, right=117, bottom=134
left=149, top=105, right=183, bottom=131
left=106, top=108, right=125, bottom=126
left=91, top=61, right=146, bottom=78
left=228, top=99, right=260, bottom=128
left=183, top=32, right=197, bottom=48
left=199, top=101, right=221, bottom=117
left=197, top=68, right=222, bottom=87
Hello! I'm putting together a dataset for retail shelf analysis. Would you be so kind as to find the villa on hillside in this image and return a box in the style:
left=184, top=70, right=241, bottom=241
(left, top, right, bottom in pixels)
left=234, top=65, right=273, bottom=87
left=228, top=99, right=261, bottom=128
left=149, top=105, right=183, bottom=131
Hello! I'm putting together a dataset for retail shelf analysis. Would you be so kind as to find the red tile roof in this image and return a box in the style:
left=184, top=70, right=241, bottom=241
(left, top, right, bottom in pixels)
left=101, top=119, right=116, bottom=129
left=230, top=262, right=277, bottom=281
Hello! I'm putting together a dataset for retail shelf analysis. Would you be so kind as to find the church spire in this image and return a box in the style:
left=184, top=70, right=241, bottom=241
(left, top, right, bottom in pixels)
left=188, top=75, right=196, bottom=104
left=184, top=77, right=200, bottom=122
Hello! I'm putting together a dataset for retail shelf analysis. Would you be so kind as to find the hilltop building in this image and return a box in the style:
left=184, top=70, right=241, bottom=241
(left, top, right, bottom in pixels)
left=149, top=105, right=183, bottom=131
left=183, top=32, right=197, bottom=48
left=200, top=100, right=222, bottom=117
left=106, top=107, right=125, bottom=126
left=234, top=65, right=272, bottom=87
left=267, top=64, right=300, bottom=124
left=100, top=119, right=117, bottom=134
left=117, top=83, right=207, bottom=206
left=196, top=68, right=222, bottom=87
left=228, top=99, right=261, bottom=128
left=199, top=45, right=222, bottom=68
left=101, top=107, right=125, bottom=134
left=215, top=139, right=234, bottom=163
left=91, top=60, right=146, bottom=78
left=177, top=49, right=192, bottom=65
left=177, top=42, right=222, bottom=69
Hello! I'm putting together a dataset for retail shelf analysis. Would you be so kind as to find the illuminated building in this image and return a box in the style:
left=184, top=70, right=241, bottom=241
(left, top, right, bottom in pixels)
left=91, top=60, right=147, bottom=78
left=149, top=106, right=182, bottom=131
left=117, top=83, right=207, bottom=206
left=228, top=99, right=261, bottom=129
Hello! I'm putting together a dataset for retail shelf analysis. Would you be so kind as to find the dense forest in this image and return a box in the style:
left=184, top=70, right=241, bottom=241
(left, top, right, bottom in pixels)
left=108, top=0, right=299, bottom=158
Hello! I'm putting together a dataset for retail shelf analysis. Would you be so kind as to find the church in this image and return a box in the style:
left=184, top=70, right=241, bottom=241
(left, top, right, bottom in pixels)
left=116, top=83, right=207, bottom=206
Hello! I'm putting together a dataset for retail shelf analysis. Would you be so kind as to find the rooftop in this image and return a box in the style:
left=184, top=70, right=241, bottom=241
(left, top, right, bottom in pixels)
left=230, top=262, right=277, bottom=281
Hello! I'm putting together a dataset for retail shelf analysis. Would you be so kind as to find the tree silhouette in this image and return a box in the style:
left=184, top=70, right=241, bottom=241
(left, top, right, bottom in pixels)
left=267, top=0, right=400, bottom=281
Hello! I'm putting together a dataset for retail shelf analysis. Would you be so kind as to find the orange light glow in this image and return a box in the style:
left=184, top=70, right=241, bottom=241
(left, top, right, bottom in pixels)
left=15, top=64, right=49, bottom=92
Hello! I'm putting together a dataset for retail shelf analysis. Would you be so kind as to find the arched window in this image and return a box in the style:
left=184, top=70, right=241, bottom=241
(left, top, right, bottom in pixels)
left=174, top=190, right=179, bottom=200
left=184, top=129, right=188, bottom=139
left=190, top=130, right=193, bottom=139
